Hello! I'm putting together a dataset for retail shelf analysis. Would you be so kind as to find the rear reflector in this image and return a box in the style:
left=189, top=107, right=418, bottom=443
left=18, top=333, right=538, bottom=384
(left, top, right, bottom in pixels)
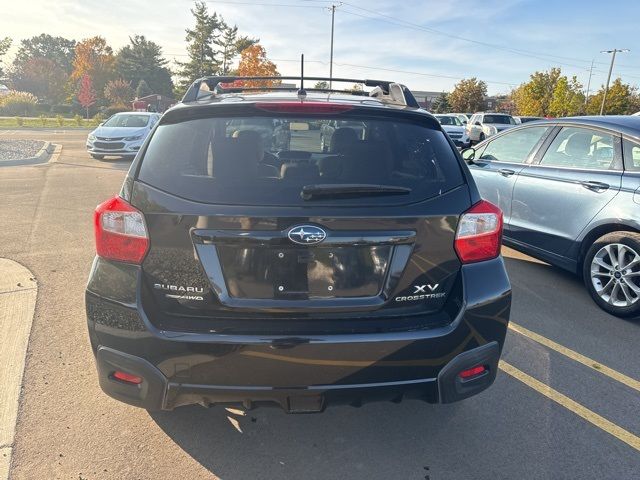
left=254, top=101, right=353, bottom=114
left=454, top=200, right=503, bottom=264
left=458, top=365, right=487, bottom=380
left=112, top=371, right=143, bottom=385
left=94, top=196, right=149, bottom=264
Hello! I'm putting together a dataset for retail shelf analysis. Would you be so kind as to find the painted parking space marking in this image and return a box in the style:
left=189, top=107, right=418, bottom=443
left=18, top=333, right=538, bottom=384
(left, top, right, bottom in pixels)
left=499, top=360, right=640, bottom=453
left=508, top=322, right=640, bottom=393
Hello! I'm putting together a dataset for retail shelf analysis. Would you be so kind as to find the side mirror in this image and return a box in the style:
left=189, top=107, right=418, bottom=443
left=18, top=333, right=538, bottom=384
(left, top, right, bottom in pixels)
left=461, top=147, right=476, bottom=163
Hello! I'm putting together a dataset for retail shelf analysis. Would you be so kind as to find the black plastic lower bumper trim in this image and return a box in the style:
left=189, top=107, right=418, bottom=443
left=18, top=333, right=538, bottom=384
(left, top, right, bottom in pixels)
left=95, top=342, right=500, bottom=412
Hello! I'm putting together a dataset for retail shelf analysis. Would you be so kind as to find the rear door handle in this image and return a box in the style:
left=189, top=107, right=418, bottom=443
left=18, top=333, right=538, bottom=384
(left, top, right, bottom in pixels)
left=498, top=168, right=515, bottom=177
left=580, top=180, right=609, bottom=192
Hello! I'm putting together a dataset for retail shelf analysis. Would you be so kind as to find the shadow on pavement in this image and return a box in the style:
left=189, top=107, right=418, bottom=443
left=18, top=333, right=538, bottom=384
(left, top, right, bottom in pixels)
left=150, top=400, right=466, bottom=479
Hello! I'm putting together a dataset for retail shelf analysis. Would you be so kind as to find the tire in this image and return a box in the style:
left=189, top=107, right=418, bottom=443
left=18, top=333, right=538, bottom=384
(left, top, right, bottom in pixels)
left=91, top=154, right=105, bottom=160
left=583, top=231, right=640, bottom=318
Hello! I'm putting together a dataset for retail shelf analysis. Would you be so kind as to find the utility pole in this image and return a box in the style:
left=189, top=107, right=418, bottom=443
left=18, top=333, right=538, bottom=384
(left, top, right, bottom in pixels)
left=600, top=48, right=630, bottom=115
left=328, top=3, right=341, bottom=89
left=585, top=59, right=594, bottom=107
left=329, top=4, right=336, bottom=89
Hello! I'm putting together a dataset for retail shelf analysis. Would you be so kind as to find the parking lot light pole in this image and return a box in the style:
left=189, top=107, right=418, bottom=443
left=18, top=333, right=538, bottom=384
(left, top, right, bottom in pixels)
left=599, top=48, right=630, bottom=115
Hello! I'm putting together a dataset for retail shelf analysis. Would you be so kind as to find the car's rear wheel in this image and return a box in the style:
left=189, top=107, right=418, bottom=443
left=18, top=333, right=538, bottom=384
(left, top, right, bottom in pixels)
left=91, top=154, right=105, bottom=160
left=583, top=232, right=640, bottom=318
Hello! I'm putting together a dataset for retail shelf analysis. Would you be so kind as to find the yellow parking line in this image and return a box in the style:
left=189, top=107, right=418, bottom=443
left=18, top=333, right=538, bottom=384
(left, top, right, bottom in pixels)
left=499, top=360, right=640, bottom=452
left=509, top=322, right=640, bottom=393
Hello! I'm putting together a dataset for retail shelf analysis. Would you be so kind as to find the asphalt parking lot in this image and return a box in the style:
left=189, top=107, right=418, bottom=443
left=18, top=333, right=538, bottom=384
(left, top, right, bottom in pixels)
left=1, top=129, right=639, bottom=480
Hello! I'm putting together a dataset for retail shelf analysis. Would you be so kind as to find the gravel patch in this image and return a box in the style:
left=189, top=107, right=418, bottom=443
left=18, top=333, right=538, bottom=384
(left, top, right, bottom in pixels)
left=0, top=140, right=45, bottom=161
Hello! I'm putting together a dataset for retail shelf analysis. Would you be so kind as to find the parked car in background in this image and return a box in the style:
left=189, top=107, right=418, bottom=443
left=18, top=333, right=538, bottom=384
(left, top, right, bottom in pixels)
left=464, top=115, right=640, bottom=317
left=450, top=112, right=471, bottom=125
left=86, top=76, right=511, bottom=412
left=434, top=114, right=471, bottom=148
left=515, top=116, right=544, bottom=124
left=86, top=112, right=161, bottom=160
left=466, top=113, right=517, bottom=144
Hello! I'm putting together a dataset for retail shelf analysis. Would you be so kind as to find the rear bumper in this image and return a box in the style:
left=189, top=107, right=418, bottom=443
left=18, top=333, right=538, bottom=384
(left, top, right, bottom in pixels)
left=86, top=256, right=511, bottom=412
left=96, top=341, right=500, bottom=412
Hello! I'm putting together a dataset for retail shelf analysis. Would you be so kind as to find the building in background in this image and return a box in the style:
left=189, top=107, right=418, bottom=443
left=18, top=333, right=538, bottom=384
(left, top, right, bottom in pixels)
left=412, top=90, right=442, bottom=110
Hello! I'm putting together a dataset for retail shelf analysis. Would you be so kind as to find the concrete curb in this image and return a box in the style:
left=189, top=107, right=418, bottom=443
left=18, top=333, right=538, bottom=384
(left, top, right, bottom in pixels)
left=0, top=259, right=37, bottom=480
left=0, top=142, right=56, bottom=167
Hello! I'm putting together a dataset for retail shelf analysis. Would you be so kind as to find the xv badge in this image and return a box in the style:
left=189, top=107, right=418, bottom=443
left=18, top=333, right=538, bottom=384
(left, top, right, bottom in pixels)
left=414, top=284, right=439, bottom=293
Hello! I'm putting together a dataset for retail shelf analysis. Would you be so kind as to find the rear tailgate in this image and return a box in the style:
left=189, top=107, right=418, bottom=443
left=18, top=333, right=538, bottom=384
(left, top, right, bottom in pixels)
left=130, top=103, right=470, bottom=334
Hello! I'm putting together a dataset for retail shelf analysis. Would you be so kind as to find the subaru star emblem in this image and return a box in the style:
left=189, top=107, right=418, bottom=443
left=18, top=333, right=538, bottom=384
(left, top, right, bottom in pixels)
left=287, top=225, right=327, bottom=245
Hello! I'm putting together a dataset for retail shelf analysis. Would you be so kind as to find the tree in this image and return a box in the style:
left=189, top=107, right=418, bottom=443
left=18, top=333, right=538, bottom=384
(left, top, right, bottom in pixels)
left=431, top=92, right=450, bottom=113
left=448, top=78, right=487, bottom=112
left=234, top=44, right=280, bottom=88
left=13, top=34, right=76, bottom=74
left=115, top=35, right=173, bottom=97
left=218, top=22, right=238, bottom=75
left=586, top=78, right=638, bottom=115
left=177, top=1, right=223, bottom=91
left=104, top=79, right=134, bottom=106
left=235, top=36, right=259, bottom=56
left=9, top=57, right=67, bottom=103
left=217, top=22, right=259, bottom=74
left=314, top=81, right=329, bottom=89
left=0, top=37, right=11, bottom=78
left=548, top=75, right=584, bottom=117
left=135, top=79, right=152, bottom=98
left=77, top=74, right=96, bottom=118
left=70, top=37, right=116, bottom=103
left=511, top=67, right=582, bottom=117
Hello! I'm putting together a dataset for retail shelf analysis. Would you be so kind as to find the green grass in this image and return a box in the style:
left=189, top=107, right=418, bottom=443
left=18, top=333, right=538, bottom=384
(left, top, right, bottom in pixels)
left=0, top=117, right=98, bottom=128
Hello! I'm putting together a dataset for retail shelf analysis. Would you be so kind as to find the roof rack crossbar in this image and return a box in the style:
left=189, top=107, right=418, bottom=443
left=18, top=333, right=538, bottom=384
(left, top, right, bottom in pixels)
left=181, top=75, right=419, bottom=108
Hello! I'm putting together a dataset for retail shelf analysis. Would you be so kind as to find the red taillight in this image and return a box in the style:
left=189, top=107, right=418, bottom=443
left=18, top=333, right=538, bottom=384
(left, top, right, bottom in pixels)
left=112, top=371, right=143, bottom=385
left=458, top=365, right=487, bottom=380
left=254, top=101, right=353, bottom=114
left=94, top=196, right=149, bottom=264
left=454, top=200, right=503, bottom=264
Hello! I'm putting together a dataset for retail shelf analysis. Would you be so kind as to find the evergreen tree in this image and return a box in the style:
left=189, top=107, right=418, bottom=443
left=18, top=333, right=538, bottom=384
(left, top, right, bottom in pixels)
left=135, top=79, right=152, bottom=98
left=431, top=92, right=450, bottom=113
left=115, top=35, right=173, bottom=97
left=176, top=1, right=223, bottom=90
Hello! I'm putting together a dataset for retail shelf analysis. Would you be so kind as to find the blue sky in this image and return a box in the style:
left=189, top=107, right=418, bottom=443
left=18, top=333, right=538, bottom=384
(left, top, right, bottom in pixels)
left=2, top=0, right=640, bottom=95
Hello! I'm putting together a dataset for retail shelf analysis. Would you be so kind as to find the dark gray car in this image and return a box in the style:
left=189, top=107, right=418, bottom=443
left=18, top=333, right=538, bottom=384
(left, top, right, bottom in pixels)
left=464, top=116, right=640, bottom=318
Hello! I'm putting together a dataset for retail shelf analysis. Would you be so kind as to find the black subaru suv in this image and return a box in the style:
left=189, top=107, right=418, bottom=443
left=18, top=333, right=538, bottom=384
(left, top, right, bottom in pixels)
left=85, top=76, right=511, bottom=412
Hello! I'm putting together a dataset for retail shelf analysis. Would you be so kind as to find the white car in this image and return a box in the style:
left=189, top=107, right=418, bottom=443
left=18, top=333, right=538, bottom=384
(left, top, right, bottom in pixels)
left=465, top=112, right=517, bottom=143
left=86, top=112, right=161, bottom=159
left=633, top=112, right=640, bottom=116
left=433, top=114, right=470, bottom=148
left=449, top=112, right=472, bottom=125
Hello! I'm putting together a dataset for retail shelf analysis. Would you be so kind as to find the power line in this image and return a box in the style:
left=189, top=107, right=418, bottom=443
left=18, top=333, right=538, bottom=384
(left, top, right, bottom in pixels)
left=268, top=57, right=517, bottom=87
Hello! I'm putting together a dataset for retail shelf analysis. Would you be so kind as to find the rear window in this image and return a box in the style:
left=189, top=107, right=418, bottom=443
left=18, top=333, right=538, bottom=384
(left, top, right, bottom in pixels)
left=137, top=112, right=463, bottom=206
left=483, top=115, right=515, bottom=125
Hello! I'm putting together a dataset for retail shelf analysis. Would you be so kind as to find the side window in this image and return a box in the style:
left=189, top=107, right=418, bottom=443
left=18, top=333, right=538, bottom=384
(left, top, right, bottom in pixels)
left=623, top=139, right=640, bottom=171
left=478, top=126, right=550, bottom=163
left=540, top=127, right=617, bottom=170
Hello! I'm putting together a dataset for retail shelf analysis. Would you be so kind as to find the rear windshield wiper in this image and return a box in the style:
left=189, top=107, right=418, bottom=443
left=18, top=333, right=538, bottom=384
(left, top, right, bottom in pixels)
left=301, top=184, right=412, bottom=200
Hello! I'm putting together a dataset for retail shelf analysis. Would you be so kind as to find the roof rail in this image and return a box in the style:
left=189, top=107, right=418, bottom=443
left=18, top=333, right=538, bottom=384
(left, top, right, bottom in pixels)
left=181, top=75, right=420, bottom=108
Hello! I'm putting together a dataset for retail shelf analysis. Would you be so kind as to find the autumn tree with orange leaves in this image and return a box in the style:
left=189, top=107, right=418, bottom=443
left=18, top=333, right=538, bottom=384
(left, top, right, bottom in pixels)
left=70, top=36, right=115, bottom=102
left=235, top=44, right=280, bottom=88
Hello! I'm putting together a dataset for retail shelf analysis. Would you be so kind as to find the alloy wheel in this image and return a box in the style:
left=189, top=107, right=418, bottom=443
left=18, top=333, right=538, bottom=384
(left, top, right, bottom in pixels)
left=590, top=243, right=640, bottom=307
